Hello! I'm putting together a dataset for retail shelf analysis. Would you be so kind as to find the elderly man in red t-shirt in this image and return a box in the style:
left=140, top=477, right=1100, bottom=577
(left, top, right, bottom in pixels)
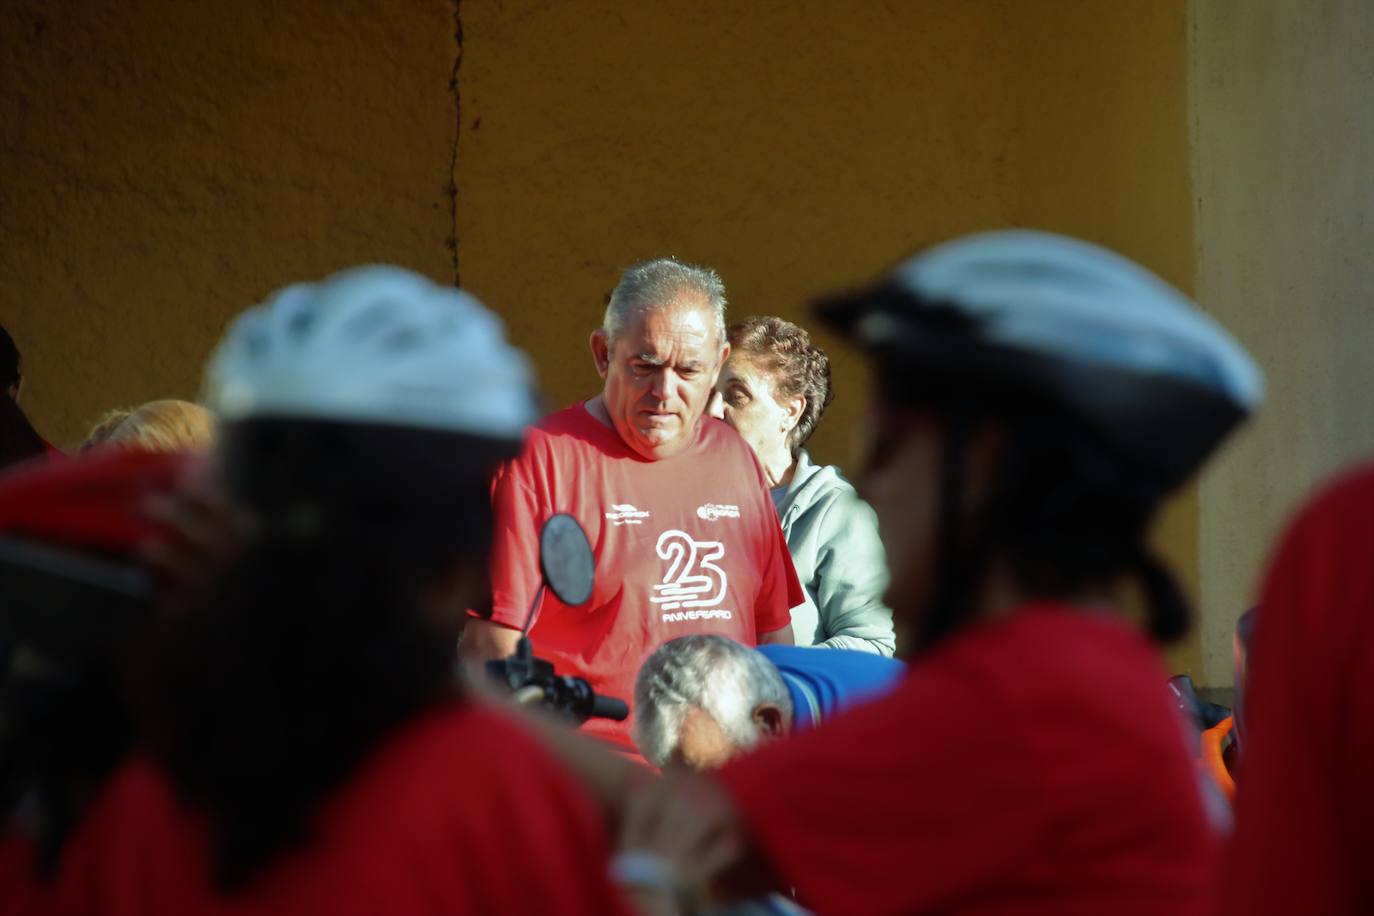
left=462, top=258, right=800, bottom=751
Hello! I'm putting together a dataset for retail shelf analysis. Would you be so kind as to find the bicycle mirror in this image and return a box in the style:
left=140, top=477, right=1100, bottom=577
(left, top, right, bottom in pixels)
left=539, top=513, right=594, bottom=607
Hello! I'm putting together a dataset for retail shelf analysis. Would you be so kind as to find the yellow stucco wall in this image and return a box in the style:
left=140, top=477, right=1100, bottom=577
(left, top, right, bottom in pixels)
left=1006, top=0, right=1202, bottom=678
left=1, top=0, right=458, bottom=447
left=1191, top=0, right=1374, bottom=686
left=455, top=0, right=1019, bottom=467
left=457, top=0, right=1202, bottom=673
left=4, top=0, right=1208, bottom=670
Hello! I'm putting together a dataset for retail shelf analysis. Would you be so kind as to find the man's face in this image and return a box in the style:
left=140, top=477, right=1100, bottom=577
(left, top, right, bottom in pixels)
left=592, top=298, right=727, bottom=461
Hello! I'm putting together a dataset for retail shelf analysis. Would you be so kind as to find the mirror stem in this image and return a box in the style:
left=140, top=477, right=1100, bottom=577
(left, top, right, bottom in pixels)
left=521, top=583, right=546, bottom=638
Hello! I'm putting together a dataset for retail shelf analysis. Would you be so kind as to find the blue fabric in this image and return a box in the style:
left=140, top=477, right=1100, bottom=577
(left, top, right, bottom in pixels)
left=757, top=644, right=906, bottom=730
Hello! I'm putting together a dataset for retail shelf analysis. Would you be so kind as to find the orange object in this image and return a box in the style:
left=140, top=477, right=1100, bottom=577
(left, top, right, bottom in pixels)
left=1201, top=715, right=1237, bottom=801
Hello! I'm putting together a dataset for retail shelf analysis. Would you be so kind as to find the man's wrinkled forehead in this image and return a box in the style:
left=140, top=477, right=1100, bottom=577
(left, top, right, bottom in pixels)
left=613, top=297, right=722, bottom=357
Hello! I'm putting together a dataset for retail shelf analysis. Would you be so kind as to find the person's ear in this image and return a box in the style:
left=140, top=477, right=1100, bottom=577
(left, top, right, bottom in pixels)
left=710, top=342, right=731, bottom=387
left=8, top=377, right=21, bottom=403
left=782, top=395, right=805, bottom=433
left=590, top=330, right=611, bottom=380
left=752, top=703, right=786, bottom=740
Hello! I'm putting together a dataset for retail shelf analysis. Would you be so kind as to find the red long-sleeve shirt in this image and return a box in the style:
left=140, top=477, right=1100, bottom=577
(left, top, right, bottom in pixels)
left=1219, top=464, right=1374, bottom=915
left=53, top=703, right=632, bottom=916
left=719, top=606, right=1218, bottom=915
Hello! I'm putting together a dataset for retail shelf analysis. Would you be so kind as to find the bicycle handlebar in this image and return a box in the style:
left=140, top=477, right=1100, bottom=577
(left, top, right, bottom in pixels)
left=485, top=637, right=629, bottom=725
left=588, top=693, right=629, bottom=722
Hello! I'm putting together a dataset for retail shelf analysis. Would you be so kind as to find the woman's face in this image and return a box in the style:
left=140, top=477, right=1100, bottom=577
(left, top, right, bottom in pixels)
left=709, top=357, right=799, bottom=463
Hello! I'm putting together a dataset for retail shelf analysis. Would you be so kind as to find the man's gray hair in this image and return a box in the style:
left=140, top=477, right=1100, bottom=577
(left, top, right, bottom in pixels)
left=634, top=635, right=792, bottom=769
left=602, top=258, right=728, bottom=346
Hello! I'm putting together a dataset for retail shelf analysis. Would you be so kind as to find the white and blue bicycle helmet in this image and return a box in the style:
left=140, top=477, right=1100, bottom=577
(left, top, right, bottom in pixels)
left=206, top=265, right=538, bottom=442
left=202, top=266, right=539, bottom=540
left=817, top=230, right=1261, bottom=488
left=816, top=230, right=1262, bottom=647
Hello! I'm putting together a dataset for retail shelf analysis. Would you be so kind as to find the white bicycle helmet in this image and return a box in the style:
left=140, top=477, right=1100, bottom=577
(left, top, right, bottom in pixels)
left=817, top=230, right=1262, bottom=486
left=202, top=266, right=539, bottom=541
left=205, top=265, right=538, bottom=443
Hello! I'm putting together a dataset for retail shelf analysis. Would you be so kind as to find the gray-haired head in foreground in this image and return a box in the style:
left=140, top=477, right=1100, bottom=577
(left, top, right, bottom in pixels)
left=634, top=634, right=792, bottom=769
left=602, top=257, right=728, bottom=346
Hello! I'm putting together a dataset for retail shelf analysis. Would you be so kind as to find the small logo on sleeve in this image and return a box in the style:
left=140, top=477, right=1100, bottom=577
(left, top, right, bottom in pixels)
left=605, top=504, right=651, bottom=526
left=696, top=503, right=740, bottom=522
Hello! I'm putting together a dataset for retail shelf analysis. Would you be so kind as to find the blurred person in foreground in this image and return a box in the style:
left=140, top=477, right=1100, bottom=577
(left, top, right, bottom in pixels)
left=710, top=317, right=895, bottom=654
left=634, top=635, right=903, bottom=771
left=0, top=326, right=60, bottom=472
left=461, top=258, right=800, bottom=753
left=0, top=397, right=47, bottom=474
left=1219, top=470, right=1374, bottom=915
left=1, top=326, right=22, bottom=404
left=0, top=449, right=189, bottom=913
left=53, top=267, right=632, bottom=915
left=81, top=399, right=217, bottom=454
left=542, top=231, right=1262, bottom=915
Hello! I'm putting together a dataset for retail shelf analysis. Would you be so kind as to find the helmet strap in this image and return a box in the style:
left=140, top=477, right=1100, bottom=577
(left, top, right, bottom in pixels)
left=913, top=402, right=1192, bottom=650
left=917, top=407, right=995, bottom=651
left=1132, top=546, right=1190, bottom=643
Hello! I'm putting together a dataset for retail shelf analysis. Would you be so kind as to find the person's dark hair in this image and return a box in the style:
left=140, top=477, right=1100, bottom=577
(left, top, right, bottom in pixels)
left=0, top=395, right=46, bottom=472
left=728, top=316, right=834, bottom=456
left=879, top=368, right=1189, bottom=651
left=0, top=325, right=20, bottom=393
left=145, top=419, right=512, bottom=890
left=0, top=653, right=135, bottom=874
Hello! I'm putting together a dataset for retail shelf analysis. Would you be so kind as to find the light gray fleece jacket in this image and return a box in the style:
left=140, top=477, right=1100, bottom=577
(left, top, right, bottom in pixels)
left=771, top=450, right=896, bottom=655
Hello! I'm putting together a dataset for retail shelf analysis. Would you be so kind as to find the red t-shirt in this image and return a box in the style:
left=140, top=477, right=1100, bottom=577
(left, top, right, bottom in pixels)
left=53, top=703, right=631, bottom=916
left=0, top=829, right=47, bottom=916
left=1219, top=464, right=1374, bottom=915
left=486, top=403, right=801, bottom=748
left=717, top=605, right=1218, bottom=916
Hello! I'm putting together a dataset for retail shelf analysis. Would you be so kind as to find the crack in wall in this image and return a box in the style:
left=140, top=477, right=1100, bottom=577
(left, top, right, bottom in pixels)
left=447, top=0, right=462, bottom=288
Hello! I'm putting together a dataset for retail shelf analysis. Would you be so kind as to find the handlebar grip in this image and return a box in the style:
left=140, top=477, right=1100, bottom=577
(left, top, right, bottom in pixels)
left=589, top=693, right=629, bottom=722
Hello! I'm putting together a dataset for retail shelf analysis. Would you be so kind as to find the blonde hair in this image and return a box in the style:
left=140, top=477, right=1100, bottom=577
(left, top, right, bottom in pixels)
left=83, top=399, right=217, bottom=453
